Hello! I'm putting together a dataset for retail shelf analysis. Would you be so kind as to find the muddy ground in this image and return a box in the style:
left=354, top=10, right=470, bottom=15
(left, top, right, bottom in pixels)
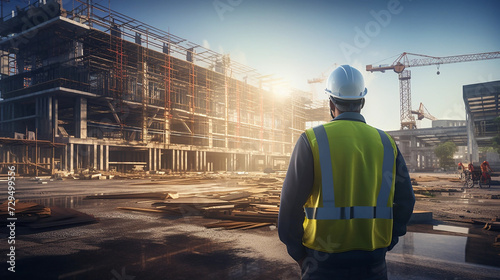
left=0, top=171, right=499, bottom=280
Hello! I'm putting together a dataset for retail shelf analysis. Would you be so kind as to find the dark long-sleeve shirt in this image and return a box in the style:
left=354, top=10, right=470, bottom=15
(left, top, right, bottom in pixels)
left=278, top=112, right=415, bottom=262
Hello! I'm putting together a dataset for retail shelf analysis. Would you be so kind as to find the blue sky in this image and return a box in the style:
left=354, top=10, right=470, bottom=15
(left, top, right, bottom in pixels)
left=4, top=0, right=499, bottom=130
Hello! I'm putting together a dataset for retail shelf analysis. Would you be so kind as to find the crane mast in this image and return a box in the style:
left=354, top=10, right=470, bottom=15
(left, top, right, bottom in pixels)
left=366, top=51, right=500, bottom=129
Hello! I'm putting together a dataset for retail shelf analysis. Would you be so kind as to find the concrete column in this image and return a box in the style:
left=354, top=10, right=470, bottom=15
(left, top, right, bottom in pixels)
left=410, top=136, right=417, bottom=170
left=195, top=151, right=199, bottom=171
left=203, top=152, right=207, bottom=172
left=158, top=149, right=162, bottom=170
left=86, top=145, right=91, bottom=169
left=164, top=119, right=170, bottom=145
left=63, top=144, right=67, bottom=171
left=93, top=144, right=97, bottom=170
left=184, top=151, right=188, bottom=171
left=172, top=150, right=176, bottom=172
left=148, top=148, right=152, bottom=171
left=180, top=150, right=184, bottom=171
left=208, top=119, right=213, bottom=148
left=53, top=98, right=58, bottom=138
left=75, top=97, right=87, bottom=139
left=105, top=145, right=109, bottom=171
left=153, top=148, right=157, bottom=171
left=176, top=150, right=180, bottom=172
left=76, top=145, right=80, bottom=170
left=69, top=143, right=74, bottom=172
left=99, top=145, right=104, bottom=170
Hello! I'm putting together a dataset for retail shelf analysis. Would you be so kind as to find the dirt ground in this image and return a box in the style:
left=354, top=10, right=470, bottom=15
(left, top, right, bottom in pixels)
left=1, top=171, right=500, bottom=279
left=410, top=172, right=500, bottom=222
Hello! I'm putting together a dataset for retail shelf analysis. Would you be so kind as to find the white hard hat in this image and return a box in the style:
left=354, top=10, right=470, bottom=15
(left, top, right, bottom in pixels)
left=325, top=65, right=367, bottom=100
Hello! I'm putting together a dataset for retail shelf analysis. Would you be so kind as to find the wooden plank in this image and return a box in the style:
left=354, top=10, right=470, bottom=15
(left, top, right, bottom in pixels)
left=86, top=192, right=176, bottom=200
left=239, top=222, right=272, bottom=230
left=28, top=206, right=97, bottom=229
left=117, top=207, right=168, bottom=213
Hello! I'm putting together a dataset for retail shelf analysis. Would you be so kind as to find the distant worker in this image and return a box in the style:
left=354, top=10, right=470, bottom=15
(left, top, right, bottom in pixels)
left=481, top=161, right=492, bottom=173
left=279, top=65, right=415, bottom=279
left=458, top=162, right=465, bottom=172
left=480, top=161, right=492, bottom=182
left=468, top=162, right=475, bottom=172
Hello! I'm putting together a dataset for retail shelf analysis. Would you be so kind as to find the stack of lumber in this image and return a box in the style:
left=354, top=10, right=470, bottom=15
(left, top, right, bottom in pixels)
left=115, top=185, right=282, bottom=229
left=0, top=200, right=51, bottom=221
left=0, top=201, right=97, bottom=229
left=484, top=221, right=500, bottom=231
left=204, top=221, right=271, bottom=230
left=28, top=206, right=97, bottom=229
left=86, top=192, right=178, bottom=200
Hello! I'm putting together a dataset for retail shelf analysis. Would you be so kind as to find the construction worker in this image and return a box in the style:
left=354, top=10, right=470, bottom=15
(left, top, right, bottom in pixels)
left=468, top=162, right=475, bottom=172
left=278, top=65, right=415, bottom=279
left=481, top=160, right=492, bottom=173
left=480, top=161, right=492, bottom=181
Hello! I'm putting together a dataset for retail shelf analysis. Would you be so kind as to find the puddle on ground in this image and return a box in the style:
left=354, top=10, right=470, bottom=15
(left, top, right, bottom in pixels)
left=10, top=234, right=293, bottom=280
left=433, top=224, right=469, bottom=234
left=26, top=196, right=100, bottom=208
left=398, top=225, right=500, bottom=268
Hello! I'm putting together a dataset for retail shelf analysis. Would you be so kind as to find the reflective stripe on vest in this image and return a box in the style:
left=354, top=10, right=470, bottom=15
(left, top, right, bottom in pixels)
left=304, top=125, right=394, bottom=220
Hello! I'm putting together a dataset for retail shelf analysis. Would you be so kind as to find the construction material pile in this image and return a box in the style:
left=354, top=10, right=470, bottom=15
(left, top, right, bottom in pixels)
left=0, top=200, right=97, bottom=229
left=116, top=176, right=284, bottom=230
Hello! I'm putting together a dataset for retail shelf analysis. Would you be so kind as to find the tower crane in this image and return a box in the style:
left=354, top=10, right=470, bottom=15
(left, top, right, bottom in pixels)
left=411, top=102, right=437, bottom=121
left=307, top=63, right=338, bottom=84
left=366, top=51, right=500, bottom=129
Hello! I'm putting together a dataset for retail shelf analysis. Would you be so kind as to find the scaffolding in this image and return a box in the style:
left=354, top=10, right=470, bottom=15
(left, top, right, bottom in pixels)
left=0, top=0, right=309, bottom=174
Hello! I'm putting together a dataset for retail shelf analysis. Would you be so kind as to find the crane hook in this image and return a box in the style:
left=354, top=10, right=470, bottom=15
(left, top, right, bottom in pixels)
left=436, top=64, right=440, bottom=75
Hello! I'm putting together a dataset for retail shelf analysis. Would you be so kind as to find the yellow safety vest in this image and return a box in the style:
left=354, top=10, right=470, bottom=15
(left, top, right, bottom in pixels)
left=303, top=119, right=397, bottom=253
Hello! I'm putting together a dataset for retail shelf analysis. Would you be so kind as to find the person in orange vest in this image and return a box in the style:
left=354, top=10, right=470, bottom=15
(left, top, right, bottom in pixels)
left=468, top=162, right=474, bottom=172
left=481, top=161, right=492, bottom=173
left=480, top=161, right=492, bottom=182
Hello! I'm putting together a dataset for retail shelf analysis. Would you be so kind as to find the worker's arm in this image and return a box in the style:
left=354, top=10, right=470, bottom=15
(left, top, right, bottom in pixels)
left=278, top=133, right=314, bottom=262
left=389, top=146, right=416, bottom=250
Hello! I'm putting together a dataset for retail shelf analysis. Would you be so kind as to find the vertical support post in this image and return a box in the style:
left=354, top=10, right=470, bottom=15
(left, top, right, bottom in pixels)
left=203, top=151, right=207, bottom=172
left=53, top=97, right=58, bottom=138
left=158, top=149, right=162, bottom=170
left=75, top=97, right=87, bottom=139
left=63, top=144, right=68, bottom=171
left=172, top=150, right=176, bottom=172
left=105, top=145, right=109, bottom=171
left=69, top=143, right=74, bottom=172
left=180, top=150, right=184, bottom=172
left=99, top=144, right=104, bottom=170
left=148, top=148, right=152, bottom=171
left=195, top=151, right=199, bottom=171
left=153, top=148, right=157, bottom=171
left=93, top=144, right=97, bottom=170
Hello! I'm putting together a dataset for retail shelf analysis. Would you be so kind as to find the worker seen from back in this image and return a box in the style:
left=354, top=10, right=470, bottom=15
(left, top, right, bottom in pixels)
left=481, top=161, right=492, bottom=182
left=278, top=65, right=415, bottom=279
left=481, top=161, right=492, bottom=174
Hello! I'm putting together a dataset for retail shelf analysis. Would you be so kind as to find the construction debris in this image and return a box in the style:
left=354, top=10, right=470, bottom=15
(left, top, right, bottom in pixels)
left=86, top=192, right=178, bottom=200
left=0, top=201, right=96, bottom=229
left=0, top=200, right=51, bottom=220
left=484, top=222, right=500, bottom=231
left=204, top=221, right=271, bottom=230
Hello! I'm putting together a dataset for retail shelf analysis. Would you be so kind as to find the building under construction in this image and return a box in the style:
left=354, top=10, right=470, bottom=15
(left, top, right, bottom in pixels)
left=0, top=1, right=324, bottom=175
